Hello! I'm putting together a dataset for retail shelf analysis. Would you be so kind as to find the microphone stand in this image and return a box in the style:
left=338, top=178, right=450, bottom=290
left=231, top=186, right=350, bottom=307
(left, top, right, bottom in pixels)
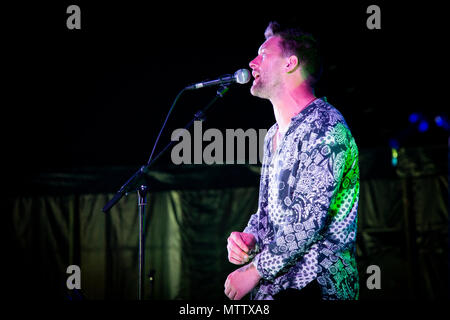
left=102, top=84, right=230, bottom=300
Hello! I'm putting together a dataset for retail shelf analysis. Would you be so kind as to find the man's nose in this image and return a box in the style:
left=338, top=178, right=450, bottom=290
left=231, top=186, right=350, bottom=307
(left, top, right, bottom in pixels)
left=249, top=57, right=258, bottom=70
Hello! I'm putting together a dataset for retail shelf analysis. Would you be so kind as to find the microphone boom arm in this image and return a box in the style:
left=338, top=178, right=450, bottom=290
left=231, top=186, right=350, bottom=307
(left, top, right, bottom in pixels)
left=102, top=85, right=231, bottom=213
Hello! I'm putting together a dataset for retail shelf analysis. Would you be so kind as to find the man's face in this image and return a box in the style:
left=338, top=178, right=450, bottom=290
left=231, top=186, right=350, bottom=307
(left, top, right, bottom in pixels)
left=249, top=36, right=285, bottom=99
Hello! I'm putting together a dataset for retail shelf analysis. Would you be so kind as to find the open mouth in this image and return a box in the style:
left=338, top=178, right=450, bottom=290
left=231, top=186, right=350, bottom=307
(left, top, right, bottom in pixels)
left=252, top=71, right=260, bottom=84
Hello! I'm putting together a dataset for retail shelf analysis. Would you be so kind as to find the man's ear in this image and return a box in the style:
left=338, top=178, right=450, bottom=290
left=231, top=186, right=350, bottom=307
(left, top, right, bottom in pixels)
left=285, top=55, right=299, bottom=73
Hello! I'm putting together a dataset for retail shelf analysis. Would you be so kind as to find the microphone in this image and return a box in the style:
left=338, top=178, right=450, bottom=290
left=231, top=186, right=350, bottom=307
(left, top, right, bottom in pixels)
left=185, top=69, right=250, bottom=90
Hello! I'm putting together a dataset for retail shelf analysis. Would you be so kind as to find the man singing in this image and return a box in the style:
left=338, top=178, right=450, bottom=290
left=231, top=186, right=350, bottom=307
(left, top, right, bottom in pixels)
left=224, top=21, right=360, bottom=300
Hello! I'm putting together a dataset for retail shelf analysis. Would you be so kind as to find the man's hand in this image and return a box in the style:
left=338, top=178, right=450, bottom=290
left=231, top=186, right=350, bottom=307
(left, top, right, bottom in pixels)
left=227, top=232, right=256, bottom=265
left=224, top=263, right=261, bottom=300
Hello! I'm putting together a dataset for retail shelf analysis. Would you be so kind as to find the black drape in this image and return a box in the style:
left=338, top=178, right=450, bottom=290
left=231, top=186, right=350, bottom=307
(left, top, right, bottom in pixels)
left=5, top=146, right=448, bottom=300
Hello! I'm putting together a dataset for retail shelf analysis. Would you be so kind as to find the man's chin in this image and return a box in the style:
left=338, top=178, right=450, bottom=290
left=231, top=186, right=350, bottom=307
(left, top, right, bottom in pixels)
left=250, top=87, right=267, bottom=99
left=250, top=85, right=261, bottom=96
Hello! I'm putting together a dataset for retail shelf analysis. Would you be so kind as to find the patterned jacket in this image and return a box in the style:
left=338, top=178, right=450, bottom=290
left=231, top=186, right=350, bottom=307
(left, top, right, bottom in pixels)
left=244, top=98, right=360, bottom=300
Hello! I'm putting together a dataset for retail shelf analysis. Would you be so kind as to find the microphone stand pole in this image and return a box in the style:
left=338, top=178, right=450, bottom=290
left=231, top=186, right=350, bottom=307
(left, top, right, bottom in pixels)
left=102, top=85, right=230, bottom=300
left=137, top=184, right=147, bottom=301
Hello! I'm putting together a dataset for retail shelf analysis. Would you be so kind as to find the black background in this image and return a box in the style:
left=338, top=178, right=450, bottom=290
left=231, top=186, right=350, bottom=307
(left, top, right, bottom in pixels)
left=4, top=1, right=447, bottom=176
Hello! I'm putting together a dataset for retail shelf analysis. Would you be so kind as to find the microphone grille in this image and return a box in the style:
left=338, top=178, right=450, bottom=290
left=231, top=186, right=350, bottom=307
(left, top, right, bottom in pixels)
left=234, top=69, right=251, bottom=84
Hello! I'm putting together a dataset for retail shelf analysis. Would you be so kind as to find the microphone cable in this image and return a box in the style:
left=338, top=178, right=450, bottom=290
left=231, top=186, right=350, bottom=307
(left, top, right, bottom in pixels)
left=146, top=87, right=186, bottom=166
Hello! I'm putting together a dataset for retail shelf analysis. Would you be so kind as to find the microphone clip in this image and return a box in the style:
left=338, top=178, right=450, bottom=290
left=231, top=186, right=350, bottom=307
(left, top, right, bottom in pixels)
left=216, top=85, right=229, bottom=98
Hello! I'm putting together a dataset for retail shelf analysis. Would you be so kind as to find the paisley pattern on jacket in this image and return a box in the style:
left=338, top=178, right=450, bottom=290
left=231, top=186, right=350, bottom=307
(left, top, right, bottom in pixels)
left=244, top=98, right=360, bottom=300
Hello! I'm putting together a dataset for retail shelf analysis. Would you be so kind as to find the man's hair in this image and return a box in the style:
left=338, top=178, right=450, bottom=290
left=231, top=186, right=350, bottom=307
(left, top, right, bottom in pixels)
left=265, top=21, right=322, bottom=87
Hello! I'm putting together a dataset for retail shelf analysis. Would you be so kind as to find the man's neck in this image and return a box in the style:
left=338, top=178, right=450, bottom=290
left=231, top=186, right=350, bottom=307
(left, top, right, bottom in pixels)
left=271, top=84, right=316, bottom=133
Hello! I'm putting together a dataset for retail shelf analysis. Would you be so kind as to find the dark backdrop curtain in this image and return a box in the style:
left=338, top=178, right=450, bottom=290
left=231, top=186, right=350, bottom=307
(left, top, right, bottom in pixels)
left=5, top=146, right=448, bottom=300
